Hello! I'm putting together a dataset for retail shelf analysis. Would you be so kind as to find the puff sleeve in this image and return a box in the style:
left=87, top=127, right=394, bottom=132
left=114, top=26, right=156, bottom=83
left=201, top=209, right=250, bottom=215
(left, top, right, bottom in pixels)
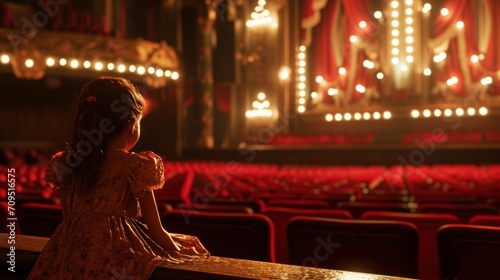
left=44, top=151, right=69, bottom=191
left=127, top=151, right=165, bottom=198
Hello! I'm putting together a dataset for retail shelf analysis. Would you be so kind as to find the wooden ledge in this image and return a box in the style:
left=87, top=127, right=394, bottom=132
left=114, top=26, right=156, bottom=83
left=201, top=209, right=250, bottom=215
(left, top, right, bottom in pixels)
left=0, top=233, right=414, bottom=280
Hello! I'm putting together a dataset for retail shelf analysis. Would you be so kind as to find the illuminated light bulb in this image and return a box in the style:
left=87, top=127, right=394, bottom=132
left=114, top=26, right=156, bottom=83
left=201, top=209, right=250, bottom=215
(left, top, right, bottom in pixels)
left=339, top=67, right=347, bottom=75
left=0, top=54, right=10, bottom=64
left=383, top=111, right=392, bottom=119
left=251, top=12, right=258, bottom=19
left=446, top=78, right=454, bottom=86
left=456, top=108, right=464, bottom=116
left=25, top=59, right=34, bottom=68
left=279, top=67, right=290, bottom=80
left=392, top=48, right=400, bottom=55
left=391, top=1, right=399, bottom=8
left=444, top=108, right=452, bottom=117
left=298, top=105, right=306, bottom=113
left=377, top=72, right=384, bottom=79
left=350, top=35, right=358, bottom=43
left=392, top=38, right=400, bottom=46
left=363, top=112, right=371, bottom=120
left=434, top=109, right=442, bottom=117
left=406, top=36, right=414, bottom=44
left=299, top=75, right=306, bottom=82
left=423, top=68, right=432, bottom=76
left=258, top=92, right=266, bottom=100
left=299, top=90, right=306, bottom=97
left=406, top=46, right=414, bottom=53
left=137, top=66, right=145, bottom=75
left=423, top=109, right=431, bottom=117
left=422, top=3, right=432, bottom=13
left=471, top=55, right=479, bottom=63
left=255, top=6, right=263, bottom=12
left=354, top=113, right=362, bottom=120
left=479, top=54, right=485, bottom=60
left=83, top=60, right=91, bottom=68
left=46, top=57, right=55, bottom=67
left=392, top=57, right=400, bottom=65
left=298, top=82, right=306, bottom=89
left=441, top=8, right=449, bottom=16
left=298, top=67, right=305, bottom=74
left=406, top=27, right=414, bottom=34
left=107, top=63, right=115, bottom=71
left=311, top=92, right=318, bottom=99
left=298, top=61, right=306, bottom=67
left=171, top=71, right=179, bottom=80
left=328, top=88, right=338, bottom=96
left=467, top=107, right=476, bottom=116
left=70, top=59, right=79, bottom=68
left=298, top=53, right=305, bottom=60
left=405, top=17, right=413, bottom=24
left=405, top=0, right=413, bottom=5
left=391, top=20, right=399, bottom=28
left=298, top=98, right=306, bottom=104
left=299, top=45, right=306, bottom=52
left=95, top=62, right=103, bottom=71
left=400, top=64, right=408, bottom=71
left=391, top=11, right=399, bottom=18
left=356, top=84, right=366, bottom=93
left=155, top=69, right=164, bottom=77
left=392, top=29, right=399, bottom=36
left=363, top=60, right=374, bottom=69
left=252, top=101, right=260, bottom=109
left=406, top=55, right=414, bottom=63
left=117, top=64, right=126, bottom=73
left=456, top=21, right=464, bottom=29
left=335, top=113, right=343, bottom=121
left=129, top=65, right=136, bottom=72
left=325, top=114, right=333, bottom=122
left=373, top=112, right=381, bottom=120
left=258, top=0, right=266, bottom=7
left=315, top=75, right=324, bottom=83
left=359, top=21, right=367, bottom=28
left=451, top=76, right=458, bottom=84
left=479, top=107, right=488, bottom=116
left=245, top=111, right=252, bottom=118
left=374, top=11, right=382, bottom=19
left=411, top=110, right=420, bottom=118
left=485, top=76, right=493, bottom=84
left=344, top=113, right=352, bottom=121
left=148, top=67, right=155, bottom=74
left=405, top=8, right=413, bottom=15
left=59, top=58, right=67, bottom=66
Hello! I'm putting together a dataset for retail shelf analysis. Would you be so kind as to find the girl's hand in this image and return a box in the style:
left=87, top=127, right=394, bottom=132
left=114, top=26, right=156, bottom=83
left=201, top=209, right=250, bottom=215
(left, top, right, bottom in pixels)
left=170, top=233, right=210, bottom=258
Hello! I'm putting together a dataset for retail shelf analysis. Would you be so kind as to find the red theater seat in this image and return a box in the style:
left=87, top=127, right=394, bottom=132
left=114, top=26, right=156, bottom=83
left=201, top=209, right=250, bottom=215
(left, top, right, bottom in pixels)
left=469, top=215, right=500, bottom=227
left=162, top=210, right=274, bottom=262
left=17, top=202, right=63, bottom=237
left=287, top=217, right=418, bottom=278
left=417, top=203, right=498, bottom=223
left=438, top=225, right=500, bottom=280
left=361, top=211, right=460, bottom=280
left=263, top=207, right=352, bottom=264
left=267, top=199, right=330, bottom=209
left=176, top=204, right=254, bottom=214
left=336, top=201, right=413, bottom=219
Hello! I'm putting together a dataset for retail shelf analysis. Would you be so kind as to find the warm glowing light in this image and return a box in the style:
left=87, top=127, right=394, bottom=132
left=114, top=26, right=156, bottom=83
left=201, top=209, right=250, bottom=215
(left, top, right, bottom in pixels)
left=391, top=57, right=400, bottom=65
left=467, top=107, right=476, bottom=116
left=441, top=8, right=449, bottom=16
left=359, top=21, right=367, bottom=28
left=479, top=54, right=485, bottom=60
left=423, top=68, right=432, bottom=76
left=117, top=64, right=126, bottom=73
left=374, top=11, right=382, bottom=19
left=328, top=88, right=339, bottom=96
left=298, top=61, right=306, bottom=67
left=354, top=113, right=362, bottom=120
left=406, top=36, right=414, bottom=44
left=405, top=17, right=413, bottom=24
left=257, top=92, right=266, bottom=100
left=350, top=35, right=358, bottom=43
left=70, top=59, right=79, bottom=68
left=406, top=46, right=414, bottom=53
left=155, top=69, right=164, bottom=77
left=411, top=110, right=420, bottom=118
left=391, top=1, right=399, bottom=8
left=0, top=54, right=9, bottom=64
left=405, top=0, right=413, bottom=5
left=392, top=48, right=399, bottom=55
left=456, top=108, right=464, bottom=116
left=279, top=67, right=290, bottom=80
left=391, top=38, right=400, bottom=46
left=107, top=63, right=115, bottom=71
left=383, top=111, right=392, bottom=119
left=59, top=58, right=67, bottom=66
left=298, top=105, right=306, bottom=113
left=311, top=92, right=318, bottom=99
left=339, top=67, right=346, bottom=75
left=363, top=112, right=371, bottom=120
left=356, top=84, right=366, bottom=93
left=363, top=60, right=375, bottom=69
left=434, top=109, right=442, bottom=117
left=344, top=113, right=352, bottom=121
left=405, top=8, right=413, bottom=15
left=456, top=21, right=464, bottom=29
left=373, top=112, right=381, bottom=120
left=129, top=65, right=136, bottom=72
left=392, top=29, right=399, bottom=36
left=95, top=62, right=103, bottom=71
left=298, top=67, right=305, bottom=74
left=391, top=11, right=399, bottom=18
left=377, top=72, right=384, bottom=79
left=481, top=76, right=493, bottom=85
left=25, top=59, right=34, bottom=68
left=171, top=71, right=179, bottom=80
left=406, top=55, right=414, bottom=63
left=299, top=90, right=306, bottom=97
left=423, top=109, right=431, bottom=118
left=400, top=64, right=408, bottom=72
left=391, top=20, right=399, bottom=28
left=315, top=75, right=324, bottom=83
left=326, top=114, right=333, bottom=122
left=299, top=45, right=306, bottom=52
left=335, top=113, right=342, bottom=121
left=83, top=60, right=91, bottom=68
left=406, top=27, right=414, bottom=34
left=298, top=82, right=306, bottom=90
left=46, top=57, right=55, bottom=67
left=444, top=109, right=452, bottom=117
left=471, top=55, right=479, bottom=63
left=479, top=107, right=488, bottom=116
left=298, top=98, right=306, bottom=105
left=137, top=66, right=145, bottom=75
left=299, top=75, right=306, bottom=82
left=298, top=53, right=305, bottom=60
left=148, top=67, right=155, bottom=75
left=422, top=3, right=432, bottom=13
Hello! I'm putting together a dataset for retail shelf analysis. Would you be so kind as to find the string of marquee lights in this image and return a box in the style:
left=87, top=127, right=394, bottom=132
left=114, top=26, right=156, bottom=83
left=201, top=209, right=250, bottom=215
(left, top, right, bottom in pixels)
left=297, top=0, right=494, bottom=122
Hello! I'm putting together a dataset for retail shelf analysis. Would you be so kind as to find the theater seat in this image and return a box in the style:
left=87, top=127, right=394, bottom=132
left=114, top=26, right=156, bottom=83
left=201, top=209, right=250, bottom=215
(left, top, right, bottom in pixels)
left=417, top=203, right=498, bottom=223
left=267, top=199, right=330, bottom=209
left=438, top=225, right=500, bottom=280
left=336, top=201, right=413, bottom=219
left=287, top=217, right=419, bottom=278
left=263, top=207, right=352, bottom=264
left=469, top=215, right=500, bottom=227
left=17, top=202, right=63, bottom=237
left=162, top=210, right=274, bottom=262
left=361, top=211, right=460, bottom=280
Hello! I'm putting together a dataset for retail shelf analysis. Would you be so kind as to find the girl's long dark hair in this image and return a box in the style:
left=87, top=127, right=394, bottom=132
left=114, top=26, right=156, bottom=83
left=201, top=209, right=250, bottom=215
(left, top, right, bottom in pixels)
left=60, top=77, right=145, bottom=192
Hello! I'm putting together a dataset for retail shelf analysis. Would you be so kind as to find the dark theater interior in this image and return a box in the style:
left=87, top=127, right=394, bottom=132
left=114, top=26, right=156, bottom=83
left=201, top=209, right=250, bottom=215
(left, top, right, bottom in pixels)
left=1, top=0, right=500, bottom=279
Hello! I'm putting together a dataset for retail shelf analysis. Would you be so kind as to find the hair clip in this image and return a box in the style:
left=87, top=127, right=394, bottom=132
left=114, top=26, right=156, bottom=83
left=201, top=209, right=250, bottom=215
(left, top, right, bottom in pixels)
left=86, top=95, right=97, bottom=102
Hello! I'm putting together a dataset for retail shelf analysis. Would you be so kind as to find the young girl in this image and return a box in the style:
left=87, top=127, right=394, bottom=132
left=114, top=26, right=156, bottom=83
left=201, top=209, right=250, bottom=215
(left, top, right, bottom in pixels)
left=28, top=77, right=209, bottom=279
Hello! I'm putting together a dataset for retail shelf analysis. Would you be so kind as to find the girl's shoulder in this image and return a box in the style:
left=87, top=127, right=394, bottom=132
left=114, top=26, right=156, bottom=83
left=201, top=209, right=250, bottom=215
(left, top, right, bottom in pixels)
left=127, top=151, right=163, bottom=166
left=127, top=151, right=165, bottom=196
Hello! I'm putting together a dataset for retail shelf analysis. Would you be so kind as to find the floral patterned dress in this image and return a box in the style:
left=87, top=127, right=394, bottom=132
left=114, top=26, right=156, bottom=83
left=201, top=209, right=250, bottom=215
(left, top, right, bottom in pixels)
left=27, top=151, right=208, bottom=280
